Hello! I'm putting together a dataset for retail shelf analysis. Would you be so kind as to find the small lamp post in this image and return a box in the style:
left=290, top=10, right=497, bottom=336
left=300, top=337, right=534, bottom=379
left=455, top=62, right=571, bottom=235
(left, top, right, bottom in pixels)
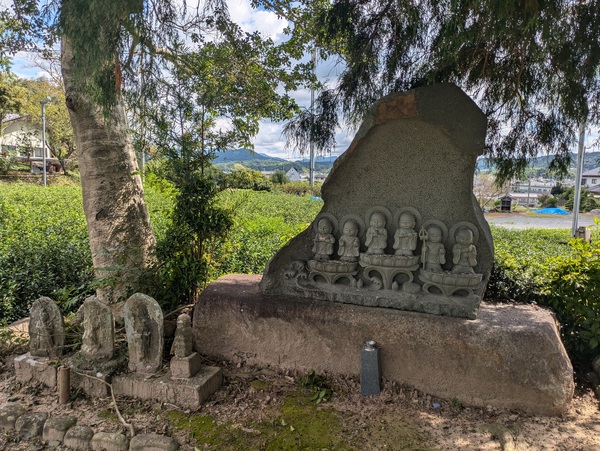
left=40, top=96, right=54, bottom=187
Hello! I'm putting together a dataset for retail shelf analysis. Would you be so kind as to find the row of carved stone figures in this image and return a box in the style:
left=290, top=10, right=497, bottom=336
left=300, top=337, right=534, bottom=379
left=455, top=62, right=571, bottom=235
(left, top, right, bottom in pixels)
left=313, top=212, right=478, bottom=274
left=28, top=294, right=197, bottom=377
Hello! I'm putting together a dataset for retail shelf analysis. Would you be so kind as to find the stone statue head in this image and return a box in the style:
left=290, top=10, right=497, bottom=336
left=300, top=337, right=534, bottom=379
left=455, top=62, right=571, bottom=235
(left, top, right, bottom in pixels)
left=399, top=212, right=416, bottom=229
left=428, top=225, right=443, bottom=242
left=317, top=218, right=333, bottom=235
left=177, top=313, right=191, bottom=329
left=456, top=228, right=473, bottom=246
left=343, top=220, right=358, bottom=237
left=370, top=212, right=386, bottom=229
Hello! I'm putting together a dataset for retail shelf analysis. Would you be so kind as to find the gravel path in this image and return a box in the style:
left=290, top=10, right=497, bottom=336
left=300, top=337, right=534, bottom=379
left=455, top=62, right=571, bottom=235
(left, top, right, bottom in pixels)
left=485, top=212, right=598, bottom=230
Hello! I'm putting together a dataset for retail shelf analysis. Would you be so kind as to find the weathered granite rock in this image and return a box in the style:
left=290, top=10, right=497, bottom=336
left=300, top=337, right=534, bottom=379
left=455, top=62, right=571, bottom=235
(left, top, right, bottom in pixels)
left=43, top=415, right=77, bottom=445
left=123, top=293, right=164, bottom=374
left=90, top=431, right=129, bottom=451
left=129, top=433, right=179, bottom=451
left=15, top=411, right=48, bottom=438
left=0, top=402, right=26, bottom=431
left=63, top=425, right=94, bottom=450
left=14, top=353, right=57, bottom=388
left=194, top=274, right=575, bottom=415
left=260, top=84, right=493, bottom=319
left=29, top=296, right=65, bottom=357
left=81, top=296, right=114, bottom=362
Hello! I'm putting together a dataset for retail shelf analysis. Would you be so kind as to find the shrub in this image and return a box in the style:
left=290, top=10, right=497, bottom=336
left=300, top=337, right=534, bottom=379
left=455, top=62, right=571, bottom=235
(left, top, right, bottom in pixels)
left=278, top=181, right=322, bottom=197
left=270, top=170, right=290, bottom=185
left=225, top=167, right=272, bottom=191
left=541, top=226, right=600, bottom=365
left=486, top=226, right=572, bottom=303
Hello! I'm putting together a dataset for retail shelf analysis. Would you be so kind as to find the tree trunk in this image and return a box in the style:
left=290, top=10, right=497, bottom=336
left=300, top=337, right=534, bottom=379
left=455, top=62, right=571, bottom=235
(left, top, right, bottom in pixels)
left=61, top=39, right=155, bottom=305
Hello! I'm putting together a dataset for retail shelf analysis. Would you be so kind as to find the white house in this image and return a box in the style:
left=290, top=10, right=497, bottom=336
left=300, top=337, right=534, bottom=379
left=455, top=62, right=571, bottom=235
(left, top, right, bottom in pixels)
left=0, top=115, right=57, bottom=172
left=286, top=167, right=302, bottom=182
left=582, top=167, right=600, bottom=188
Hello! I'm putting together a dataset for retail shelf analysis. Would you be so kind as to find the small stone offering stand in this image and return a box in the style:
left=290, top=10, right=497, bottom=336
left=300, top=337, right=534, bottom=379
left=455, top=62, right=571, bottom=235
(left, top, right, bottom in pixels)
left=193, top=84, right=575, bottom=415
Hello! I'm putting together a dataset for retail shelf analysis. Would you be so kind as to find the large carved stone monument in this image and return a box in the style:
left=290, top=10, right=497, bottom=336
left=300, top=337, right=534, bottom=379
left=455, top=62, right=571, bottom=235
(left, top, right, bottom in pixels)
left=261, top=84, right=492, bottom=319
left=193, top=84, right=574, bottom=415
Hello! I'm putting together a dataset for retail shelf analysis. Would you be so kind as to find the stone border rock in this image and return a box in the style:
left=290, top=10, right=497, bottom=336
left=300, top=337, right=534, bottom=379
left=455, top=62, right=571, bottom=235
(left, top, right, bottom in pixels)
left=0, top=402, right=179, bottom=450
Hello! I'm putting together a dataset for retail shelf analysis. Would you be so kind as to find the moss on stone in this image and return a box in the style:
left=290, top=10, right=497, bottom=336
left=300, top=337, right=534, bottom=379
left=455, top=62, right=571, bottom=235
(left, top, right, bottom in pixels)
left=166, top=389, right=431, bottom=450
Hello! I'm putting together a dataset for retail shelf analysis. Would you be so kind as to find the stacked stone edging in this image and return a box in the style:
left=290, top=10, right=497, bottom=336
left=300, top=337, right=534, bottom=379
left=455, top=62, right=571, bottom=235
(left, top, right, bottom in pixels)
left=0, top=402, right=179, bottom=450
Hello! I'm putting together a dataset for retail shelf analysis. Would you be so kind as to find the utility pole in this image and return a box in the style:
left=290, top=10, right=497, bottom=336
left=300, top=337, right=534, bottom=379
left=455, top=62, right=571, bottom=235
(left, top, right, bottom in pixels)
left=572, top=121, right=586, bottom=237
left=309, top=47, right=316, bottom=187
left=40, top=96, right=53, bottom=187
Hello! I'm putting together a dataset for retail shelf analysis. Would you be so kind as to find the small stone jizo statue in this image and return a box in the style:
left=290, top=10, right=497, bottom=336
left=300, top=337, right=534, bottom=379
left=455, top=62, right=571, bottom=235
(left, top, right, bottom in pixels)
left=81, top=296, right=114, bottom=362
left=29, top=297, right=65, bottom=358
left=124, top=293, right=164, bottom=374
left=338, top=220, right=360, bottom=262
left=452, top=228, right=477, bottom=274
left=419, top=225, right=446, bottom=272
left=365, top=212, right=387, bottom=254
left=393, top=212, right=418, bottom=256
left=312, top=218, right=335, bottom=261
left=171, top=313, right=193, bottom=358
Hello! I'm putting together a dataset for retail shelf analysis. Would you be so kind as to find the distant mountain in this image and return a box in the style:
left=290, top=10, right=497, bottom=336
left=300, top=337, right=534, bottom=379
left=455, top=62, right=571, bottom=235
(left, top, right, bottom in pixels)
left=213, top=148, right=335, bottom=174
left=294, top=155, right=339, bottom=164
left=477, top=152, right=600, bottom=174
left=214, top=149, right=287, bottom=163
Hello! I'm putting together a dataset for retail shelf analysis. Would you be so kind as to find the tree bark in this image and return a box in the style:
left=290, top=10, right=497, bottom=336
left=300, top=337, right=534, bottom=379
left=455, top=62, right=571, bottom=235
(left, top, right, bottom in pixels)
left=61, top=39, right=155, bottom=304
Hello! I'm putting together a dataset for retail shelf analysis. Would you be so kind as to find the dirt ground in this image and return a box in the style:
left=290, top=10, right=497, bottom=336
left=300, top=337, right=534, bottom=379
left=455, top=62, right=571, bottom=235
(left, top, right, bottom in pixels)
left=1, top=352, right=599, bottom=451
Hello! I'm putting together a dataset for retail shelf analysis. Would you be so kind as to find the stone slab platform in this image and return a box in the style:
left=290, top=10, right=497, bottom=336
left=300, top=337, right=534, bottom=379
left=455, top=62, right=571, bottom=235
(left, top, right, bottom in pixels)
left=193, top=274, right=574, bottom=415
left=14, top=354, right=57, bottom=388
left=112, top=366, right=222, bottom=410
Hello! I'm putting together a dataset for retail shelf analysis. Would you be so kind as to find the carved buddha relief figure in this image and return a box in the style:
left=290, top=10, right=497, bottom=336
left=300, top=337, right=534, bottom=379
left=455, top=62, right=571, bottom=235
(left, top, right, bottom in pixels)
left=312, top=218, right=335, bottom=261
left=393, top=212, right=418, bottom=256
left=365, top=212, right=387, bottom=255
left=452, top=228, right=477, bottom=274
left=338, top=220, right=360, bottom=262
left=420, top=225, right=446, bottom=272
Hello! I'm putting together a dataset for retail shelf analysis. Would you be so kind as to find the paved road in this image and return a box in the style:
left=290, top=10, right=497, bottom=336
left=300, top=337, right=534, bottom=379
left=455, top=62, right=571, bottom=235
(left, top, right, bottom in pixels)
left=484, top=212, right=598, bottom=230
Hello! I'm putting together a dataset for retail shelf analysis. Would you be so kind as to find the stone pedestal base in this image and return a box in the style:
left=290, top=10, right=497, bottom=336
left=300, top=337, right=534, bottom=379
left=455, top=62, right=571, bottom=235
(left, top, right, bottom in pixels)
left=14, top=354, right=57, bottom=388
left=170, top=352, right=202, bottom=379
left=112, top=366, right=222, bottom=410
left=68, top=354, right=126, bottom=398
left=193, top=274, right=575, bottom=415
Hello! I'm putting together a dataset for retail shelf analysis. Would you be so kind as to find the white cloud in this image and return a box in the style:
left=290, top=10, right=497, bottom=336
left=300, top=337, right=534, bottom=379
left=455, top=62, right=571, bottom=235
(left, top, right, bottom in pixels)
left=227, top=0, right=288, bottom=42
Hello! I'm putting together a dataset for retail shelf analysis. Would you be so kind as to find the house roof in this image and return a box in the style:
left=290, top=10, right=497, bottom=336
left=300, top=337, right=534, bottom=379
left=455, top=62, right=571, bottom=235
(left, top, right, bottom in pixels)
left=582, top=167, right=600, bottom=177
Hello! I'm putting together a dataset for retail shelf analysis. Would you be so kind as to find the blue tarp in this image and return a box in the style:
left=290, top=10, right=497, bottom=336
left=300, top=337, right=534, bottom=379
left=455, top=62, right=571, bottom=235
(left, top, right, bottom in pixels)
left=532, top=207, right=570, bottom=215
